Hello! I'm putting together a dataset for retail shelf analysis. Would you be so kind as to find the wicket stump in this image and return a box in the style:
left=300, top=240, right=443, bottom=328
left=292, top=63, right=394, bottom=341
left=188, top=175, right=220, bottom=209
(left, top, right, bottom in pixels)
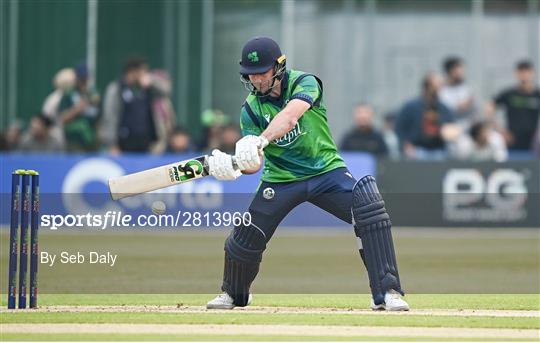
left=7, top=169, right=40, bottom=309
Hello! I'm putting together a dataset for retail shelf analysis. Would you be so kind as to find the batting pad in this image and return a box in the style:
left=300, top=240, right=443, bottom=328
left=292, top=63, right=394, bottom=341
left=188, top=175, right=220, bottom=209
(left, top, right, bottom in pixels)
left=352, top=175, right=403, bottom=305
left=221, top=226, right=265, bottom=306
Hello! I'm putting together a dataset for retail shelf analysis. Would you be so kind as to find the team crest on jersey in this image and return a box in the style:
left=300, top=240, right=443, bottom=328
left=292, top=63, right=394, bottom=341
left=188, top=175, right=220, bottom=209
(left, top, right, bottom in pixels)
left=263, top=187, right=275, bottom=200
left=273, top=122, right=305, bottom=147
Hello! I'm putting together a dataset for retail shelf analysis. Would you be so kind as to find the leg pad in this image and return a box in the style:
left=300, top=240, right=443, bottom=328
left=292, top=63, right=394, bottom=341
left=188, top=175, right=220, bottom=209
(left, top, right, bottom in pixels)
left=352, top=175, right=403, bottom=305
left=221, top=224, right=266, bottom=306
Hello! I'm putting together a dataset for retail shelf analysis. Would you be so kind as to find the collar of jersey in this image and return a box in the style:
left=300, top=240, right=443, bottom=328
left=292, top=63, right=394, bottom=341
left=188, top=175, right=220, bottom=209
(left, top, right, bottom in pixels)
left=259, top=70, right=289, bottom=107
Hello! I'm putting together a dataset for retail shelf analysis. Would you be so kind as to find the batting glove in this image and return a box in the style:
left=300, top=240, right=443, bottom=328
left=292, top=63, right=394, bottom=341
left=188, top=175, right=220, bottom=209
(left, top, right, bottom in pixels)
left=235, top=135, right=268, bottom=171
left=208, top=149, right=241, bottom=181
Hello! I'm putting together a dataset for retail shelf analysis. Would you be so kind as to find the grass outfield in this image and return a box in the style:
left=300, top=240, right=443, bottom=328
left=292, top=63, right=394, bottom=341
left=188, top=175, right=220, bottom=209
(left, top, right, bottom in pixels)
left=1, top=334, right=536, bottom=342
left=2, top=293, right=539, bottom=310
left=1, top=229, right=538, bottom=294
left=1, top=229, right=538, bottom=340
left=1, top=294, right=539, bottom=341
left=3, top=310, right=539, bottom=329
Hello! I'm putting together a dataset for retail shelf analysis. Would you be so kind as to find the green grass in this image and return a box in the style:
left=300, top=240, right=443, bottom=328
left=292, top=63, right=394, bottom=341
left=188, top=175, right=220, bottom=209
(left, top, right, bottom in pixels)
left=1, top=294, right=538, bottom=341
left=1, top=229, right=538, bottom=294
left=2, top=311, right=538, bottom=329
left=2, top=293, right=538, bottom=310
left=0, top=333, right=534, bottom=342
left=1, top=229, right=538, bottom=341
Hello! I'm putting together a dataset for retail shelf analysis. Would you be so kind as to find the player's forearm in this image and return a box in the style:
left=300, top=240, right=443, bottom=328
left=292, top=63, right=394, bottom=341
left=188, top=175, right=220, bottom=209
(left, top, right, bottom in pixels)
left=261, top=115, right=296, bottom=142
left=261, top=99, right=310, bottom=142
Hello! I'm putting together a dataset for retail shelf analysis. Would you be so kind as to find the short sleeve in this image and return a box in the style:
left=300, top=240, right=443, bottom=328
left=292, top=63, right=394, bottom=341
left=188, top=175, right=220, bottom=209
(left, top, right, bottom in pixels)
left=240, top=106, right=262, bottom=137
left=290, top=75, right=321, bottom=107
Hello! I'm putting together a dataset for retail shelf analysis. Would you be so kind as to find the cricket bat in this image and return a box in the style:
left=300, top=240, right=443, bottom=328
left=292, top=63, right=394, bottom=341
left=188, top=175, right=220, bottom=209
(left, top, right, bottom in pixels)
left=108, top=155, right=226, bottom=200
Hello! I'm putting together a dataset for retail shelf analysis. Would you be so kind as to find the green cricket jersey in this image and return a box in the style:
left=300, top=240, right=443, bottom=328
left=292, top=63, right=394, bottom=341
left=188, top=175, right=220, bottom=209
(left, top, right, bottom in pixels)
left=240, top=69, right=346, bottom=183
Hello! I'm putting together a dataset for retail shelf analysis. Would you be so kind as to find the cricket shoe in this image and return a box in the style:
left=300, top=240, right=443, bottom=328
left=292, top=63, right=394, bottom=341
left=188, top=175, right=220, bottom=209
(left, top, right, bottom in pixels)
left=206, top=292, right=252, bottom=310
left=370, top=290, right=410, bottom=311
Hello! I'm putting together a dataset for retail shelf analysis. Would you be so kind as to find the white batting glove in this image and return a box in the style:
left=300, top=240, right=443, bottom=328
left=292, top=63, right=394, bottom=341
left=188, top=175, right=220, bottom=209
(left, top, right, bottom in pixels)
left=207, top=149, right=241, bottom=181
left=235, top=135, right=268, bottom=171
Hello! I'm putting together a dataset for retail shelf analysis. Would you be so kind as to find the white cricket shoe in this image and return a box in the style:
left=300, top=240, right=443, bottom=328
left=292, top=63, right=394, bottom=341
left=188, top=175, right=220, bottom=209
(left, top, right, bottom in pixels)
left=370, top=290, right=409, bottom=311
left=384, top=290, right=409, bottom=311
left=370, top=298, right=385, bottom=310
left=206, top=292, right=252, bottom=310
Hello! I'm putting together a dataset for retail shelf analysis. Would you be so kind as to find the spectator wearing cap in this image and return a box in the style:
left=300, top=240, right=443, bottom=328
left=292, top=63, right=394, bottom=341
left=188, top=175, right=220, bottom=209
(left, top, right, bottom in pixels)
left=340, top=103, right=388, bottom=156
left=18, top=113, right=64, bottom=152
left=58, top=62, right=100, bottom=152
left=439, top=57, right=475, bottom=128
left=487, top=60, right=540, bottom=152
left=395, top=72, right=456, bottom=160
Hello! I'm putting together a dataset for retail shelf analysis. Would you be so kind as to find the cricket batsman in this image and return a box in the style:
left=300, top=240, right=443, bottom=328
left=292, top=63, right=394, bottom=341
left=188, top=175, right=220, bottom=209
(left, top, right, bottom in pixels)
left=206, top=36, right=409, bottom=311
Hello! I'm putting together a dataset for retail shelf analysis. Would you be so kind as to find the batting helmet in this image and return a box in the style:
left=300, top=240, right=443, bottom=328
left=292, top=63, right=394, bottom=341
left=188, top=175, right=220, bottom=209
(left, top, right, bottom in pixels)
left=239, top=37, right=286, bottom=95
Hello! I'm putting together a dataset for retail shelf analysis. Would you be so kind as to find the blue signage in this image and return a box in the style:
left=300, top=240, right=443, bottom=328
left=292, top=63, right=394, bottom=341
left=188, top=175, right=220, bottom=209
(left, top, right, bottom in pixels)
left=1, top=153, right=375, bottom=228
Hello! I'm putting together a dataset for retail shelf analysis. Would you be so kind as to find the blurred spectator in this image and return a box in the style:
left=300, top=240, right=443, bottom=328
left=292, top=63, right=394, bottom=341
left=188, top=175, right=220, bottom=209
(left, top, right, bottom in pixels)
left=486, top=60, right=540, bottom=151
left=395, top=72, right=456, bottom=160
left=58, top=62, right=100, bottom=152
left=102, top=57, right=172, bottom=154
left=42, top=68, right=76, bottom=145
left=533, top=129, right=540, bottom=158
left=340, top=104, right=388, bottom=156
left=4, top=121, right=23, bottom=151
left=18, top=112, right=64, bottom=153
left=0, top=131, right=7, bottom=151
left=450, top=121, right=507, bottom=162
left=202, top=109, right=230, bottom=127
left=439, top=56, right=475, bottom=127
left=167, top=126, right=195, bottom=153
left=219, top=124, right=241, bottom=154
left=42, top=68, right=76, bottom=118
left=381, top=112, right=400, bottom=160
left=200, top=109, right=230, bottom=150
left=149, top=70, right=176, bottom=154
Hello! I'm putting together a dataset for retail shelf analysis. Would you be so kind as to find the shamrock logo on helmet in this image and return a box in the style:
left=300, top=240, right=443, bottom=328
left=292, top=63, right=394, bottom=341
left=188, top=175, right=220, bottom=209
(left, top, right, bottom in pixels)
left=247, top=51, right=259, bottom=63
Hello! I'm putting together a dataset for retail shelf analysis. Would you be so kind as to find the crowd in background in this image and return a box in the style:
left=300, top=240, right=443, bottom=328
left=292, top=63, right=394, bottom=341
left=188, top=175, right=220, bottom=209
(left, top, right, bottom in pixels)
left=340, top=58, right=540, bottom=161
left=1, top=56, right=539, bottom=161
left=1, top=56, right=238, bottom=156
